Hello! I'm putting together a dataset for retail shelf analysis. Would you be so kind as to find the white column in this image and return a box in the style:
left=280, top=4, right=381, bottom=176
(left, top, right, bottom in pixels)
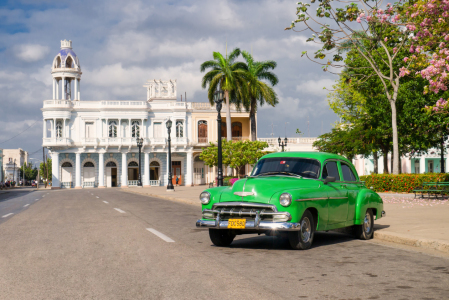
left=77, top=79, right=80, bottom=100
left=141, top=119, right=144, bottom=138
left=128, top=119, right=131, bottom=138
left=62, top=77, right=66, bottom=100
left=75, top=153, right=81, bottom=188
left=51, top=151, right=60, bottom=189
left=186, top=151, right=193, bottom=186
left=98, top=153, right=105, bottom=188
left=43, top=119, right=47, bottom=139
left=122, top=152, right=128, bottom=187
left=53, top=78, right=56, bottom=99
left=420, top=157, right=426, bottom=174
left=74, top=78, right=78, bottom=100
left=56, top=79, right=59, bottom=99
left=144, top=152, right=149, bottom=186
left=118, top=119, right=122, bottom=138
left=53, top=118, right=56, bottom=138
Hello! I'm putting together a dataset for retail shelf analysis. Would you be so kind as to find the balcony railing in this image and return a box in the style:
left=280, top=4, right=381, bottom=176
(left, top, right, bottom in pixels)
left=61, top=182, right=73, bottom=188
left=150, top=137, right=166, bottom=145
left=173, top=137, right=187, bottom=145
left=43, top=137, right=73, bottom=147
left=83, top=181, right=95, bottom=188
left=197, top=137, right=208, bottom=144
left=257, top=137, right=318, bottom=145
left=128, top=180, right=139, bottom=186
left=149, top=180, right=160, bottom=186
left=82, top=138, right=99, bottom=146
left=43, top=100, right=72, bottom=109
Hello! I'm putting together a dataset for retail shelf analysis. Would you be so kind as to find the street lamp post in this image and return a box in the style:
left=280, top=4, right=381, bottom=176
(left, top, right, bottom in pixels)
left=13, top=159, right=16, bottom=186
left=166, top=119, right=174, bottom=191
left=278, top=137, right=288, bottom=152
left=136, top=137, right=143, bottom=186
left=214, top=88, right=225, bottom=187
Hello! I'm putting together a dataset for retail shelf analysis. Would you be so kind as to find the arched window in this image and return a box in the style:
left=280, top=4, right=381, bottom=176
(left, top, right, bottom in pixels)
left=198, top=120, right=207, bottom=143
left=221, top=122, right=227, bottom=138
left=55, top=56, right=61, bottom=68
left=61, top=162, right=72, bottom=167
left=108, top=121, right=117, bottom=138
left=65, top=56, right=73, bottom=68
left=150, top=161, right=160, bottom=181
left=176, top=120, right=183, bottom=138
left=128, top=161, right=138, bottom=167
left=232, top=122, right=242, bottom=139
left=84, top=162, right=94, bottom=167
left=56, top=121, right=63, bottom=138
left=150, top=161, right=160, bottom=166
left=132, top=120, right=140, bottom=138
left=106, top=161, right=116, bottom=167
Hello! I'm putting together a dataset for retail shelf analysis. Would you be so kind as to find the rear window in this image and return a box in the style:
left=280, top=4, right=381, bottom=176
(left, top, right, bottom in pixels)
left=251, top=157, right=321, bottom=179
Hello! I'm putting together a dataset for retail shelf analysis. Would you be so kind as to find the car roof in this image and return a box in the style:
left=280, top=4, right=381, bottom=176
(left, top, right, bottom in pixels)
left=260, top=151, right=352, bottom=165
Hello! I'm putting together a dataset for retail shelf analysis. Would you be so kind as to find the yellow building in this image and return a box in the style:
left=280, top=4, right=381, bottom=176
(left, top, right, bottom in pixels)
left=190, top=102, right=253, bottom=185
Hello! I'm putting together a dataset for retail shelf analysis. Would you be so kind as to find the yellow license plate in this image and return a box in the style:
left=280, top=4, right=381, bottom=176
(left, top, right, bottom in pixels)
left=228, top=219, right=246, bottom=229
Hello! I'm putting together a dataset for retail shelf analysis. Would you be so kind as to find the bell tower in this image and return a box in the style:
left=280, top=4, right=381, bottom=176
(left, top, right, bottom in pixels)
left=51, top=40, right=82, bottom=100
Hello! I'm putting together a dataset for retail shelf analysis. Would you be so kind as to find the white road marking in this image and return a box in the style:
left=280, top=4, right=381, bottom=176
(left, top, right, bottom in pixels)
left=23, top=204, right=30, bottom=207
left=103, top=201, right=109, bottom=204
left=114, top=208, right=126, bottom=213
left=146, top=228, right=175, bottom=243
left=96, top=196, right=99, bottom=198
left=35, top=199, right=39, bottom=201
left=2, top=213, right=14, bottom=218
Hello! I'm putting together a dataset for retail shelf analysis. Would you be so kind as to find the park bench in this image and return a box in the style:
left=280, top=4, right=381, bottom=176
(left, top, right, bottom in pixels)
left=413, top=182, right=449, bottom=199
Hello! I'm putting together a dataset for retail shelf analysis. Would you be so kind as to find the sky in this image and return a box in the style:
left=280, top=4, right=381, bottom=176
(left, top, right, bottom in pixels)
left=0, top=0, right=338, bottom=163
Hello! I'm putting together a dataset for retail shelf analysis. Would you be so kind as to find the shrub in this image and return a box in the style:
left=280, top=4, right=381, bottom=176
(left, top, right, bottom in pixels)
left=360, top=173, right=449, bottom=193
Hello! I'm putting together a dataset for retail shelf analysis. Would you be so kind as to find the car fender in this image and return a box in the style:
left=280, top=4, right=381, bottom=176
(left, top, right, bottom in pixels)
left=354, top=189, right=383, bottom=225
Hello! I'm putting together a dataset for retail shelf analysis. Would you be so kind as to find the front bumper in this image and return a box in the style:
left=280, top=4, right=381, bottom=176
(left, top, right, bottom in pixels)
left=196, top=219, right=301, bottom=231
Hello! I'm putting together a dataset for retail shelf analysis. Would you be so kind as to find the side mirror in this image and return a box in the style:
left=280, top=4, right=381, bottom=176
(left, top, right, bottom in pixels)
left=323, top=176, right=336, bottom=184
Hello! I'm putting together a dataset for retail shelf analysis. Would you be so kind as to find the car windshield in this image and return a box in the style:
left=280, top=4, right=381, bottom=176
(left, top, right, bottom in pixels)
left=251, top=157, right=321, bottom=179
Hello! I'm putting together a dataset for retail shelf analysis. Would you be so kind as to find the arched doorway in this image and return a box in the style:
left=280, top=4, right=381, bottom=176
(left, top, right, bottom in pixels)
left=198, top=120, right=207, bottom=143
left=232, top=122, right=242, bottom=140
left=83, top=161, right=95, bottom=188
left=106, top=161, right=117, bottom=187
left=128, top=161, right=139, bottom=186
left=61, top=162, right=73, bottom=188
left=150, top=161, right=160, bottom=186
left=194, top=156, right=205, bottom=185
left=172, top=161, right=182, bottom=186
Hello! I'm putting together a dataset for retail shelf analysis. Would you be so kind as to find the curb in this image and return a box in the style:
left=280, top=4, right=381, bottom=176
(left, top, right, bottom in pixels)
left=373, top=230, right=449, bottom=254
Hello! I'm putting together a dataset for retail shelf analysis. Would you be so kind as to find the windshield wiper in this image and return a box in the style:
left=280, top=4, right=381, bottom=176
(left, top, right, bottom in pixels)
left=256, top=171, right=301, bottom=177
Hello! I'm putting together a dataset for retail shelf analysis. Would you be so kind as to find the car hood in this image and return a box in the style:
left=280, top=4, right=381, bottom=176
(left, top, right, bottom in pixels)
left=219, top=176, right=321, bottom=204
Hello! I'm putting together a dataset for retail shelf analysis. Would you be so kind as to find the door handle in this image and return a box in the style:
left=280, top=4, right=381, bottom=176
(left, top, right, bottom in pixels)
left=341, top=184, right=347, bottom=188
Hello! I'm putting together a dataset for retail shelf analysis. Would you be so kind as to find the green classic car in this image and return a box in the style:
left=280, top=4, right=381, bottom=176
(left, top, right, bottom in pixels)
left=196, top=152, right=385, bottom=250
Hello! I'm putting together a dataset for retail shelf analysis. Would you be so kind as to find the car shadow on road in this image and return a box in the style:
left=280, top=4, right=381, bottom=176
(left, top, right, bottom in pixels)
left=226, top=231, right=357, bottom=251
left=0, top=189, right=37, bottom=202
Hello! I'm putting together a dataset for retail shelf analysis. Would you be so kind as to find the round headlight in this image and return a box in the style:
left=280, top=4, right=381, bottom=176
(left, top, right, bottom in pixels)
left=279, top=193, right=292, bottom=207
left=200, top=192, right=211, bottom=204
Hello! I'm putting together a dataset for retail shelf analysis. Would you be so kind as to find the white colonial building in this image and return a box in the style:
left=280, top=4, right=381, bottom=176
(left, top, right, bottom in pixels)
left=43, top=40, right=254, bottom=189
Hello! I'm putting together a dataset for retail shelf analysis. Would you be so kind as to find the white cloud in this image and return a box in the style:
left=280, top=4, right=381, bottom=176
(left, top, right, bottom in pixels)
left=296, top=79, right=335, bottom=96
left=14, top=44, right=50, bottom=62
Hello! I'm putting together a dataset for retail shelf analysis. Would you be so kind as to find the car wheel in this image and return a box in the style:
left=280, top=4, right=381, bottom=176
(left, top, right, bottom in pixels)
left=288, top=210, right=315, bottom=250
left=353, top=208, right=374, bottom=240
left=209, top=229, right=236, bottom=247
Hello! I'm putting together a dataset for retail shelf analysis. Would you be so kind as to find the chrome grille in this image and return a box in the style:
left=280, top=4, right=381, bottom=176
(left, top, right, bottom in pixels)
left=209, top=202, right=277, bottom=221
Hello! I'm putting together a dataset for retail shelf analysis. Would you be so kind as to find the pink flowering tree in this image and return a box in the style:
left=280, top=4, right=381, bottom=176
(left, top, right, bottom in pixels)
left=286, top=0, right=412, bottom=174
left=398, top=0, right=449, bottom=113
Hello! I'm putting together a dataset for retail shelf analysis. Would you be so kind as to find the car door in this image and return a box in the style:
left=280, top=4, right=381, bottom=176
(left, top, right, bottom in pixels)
left=339, top=162, right=360, bottom=226
left=322, top=160, right=349, bottom=225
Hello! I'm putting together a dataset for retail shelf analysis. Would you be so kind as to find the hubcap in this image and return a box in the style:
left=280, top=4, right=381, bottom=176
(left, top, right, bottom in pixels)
left=363, top=212, right=372, bottom=234
left=300, top=217, right=311, bottom=243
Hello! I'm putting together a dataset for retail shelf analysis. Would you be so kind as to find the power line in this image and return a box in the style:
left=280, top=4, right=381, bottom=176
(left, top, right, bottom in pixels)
left=0, top=120, right=41, bottom=145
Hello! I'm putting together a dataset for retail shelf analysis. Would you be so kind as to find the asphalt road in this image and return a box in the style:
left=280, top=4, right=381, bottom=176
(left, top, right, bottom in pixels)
left=0, top=189, right=448, bottom=300
left=0, top=188, right=46, bottom=225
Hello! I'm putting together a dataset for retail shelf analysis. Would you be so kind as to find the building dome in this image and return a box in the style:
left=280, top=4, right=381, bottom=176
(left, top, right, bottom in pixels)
left=52, top=40, right=80, bottom=69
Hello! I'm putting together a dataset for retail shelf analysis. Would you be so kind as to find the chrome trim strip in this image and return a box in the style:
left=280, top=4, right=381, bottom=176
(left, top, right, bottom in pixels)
left=233, top=192, right=255, bottom=197
left=196, top=219, right=301, bottom=231
left=212, top=202, right=277, bottom=212
left=329, top=197, right=348, bottom=200
left=202, top=209, right=291, bottom=221
left=295, top=197, right=328, bottom=201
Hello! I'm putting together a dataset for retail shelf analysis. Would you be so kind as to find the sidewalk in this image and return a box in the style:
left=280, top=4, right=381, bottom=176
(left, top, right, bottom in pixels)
left=122, top=187, right=449, bottom=253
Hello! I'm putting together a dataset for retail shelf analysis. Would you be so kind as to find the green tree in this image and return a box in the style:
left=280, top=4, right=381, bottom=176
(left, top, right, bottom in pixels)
left=19, top=162, right=39, bottom=181
left=227, top=140, right=268, bottom=177
left=200, top=48, right=248, bottom=141
left=40, top=158, right=52, bottom=182
left=240, top=51, right=279, bottom=141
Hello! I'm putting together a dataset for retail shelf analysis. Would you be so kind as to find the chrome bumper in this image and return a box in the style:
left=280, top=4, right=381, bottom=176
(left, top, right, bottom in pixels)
left=196, top=219, right=301, bottom=231
left=382, top=210, right=386, bottom=217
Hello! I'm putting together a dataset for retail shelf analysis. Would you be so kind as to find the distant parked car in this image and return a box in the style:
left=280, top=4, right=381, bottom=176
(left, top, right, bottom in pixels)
left=196, top=152, right=385, bottom=250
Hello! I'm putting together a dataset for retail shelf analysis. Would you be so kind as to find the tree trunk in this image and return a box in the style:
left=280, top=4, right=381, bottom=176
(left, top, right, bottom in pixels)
left=441, top=136, right=445, bottom=173
left=250, top=98, right=257, bottom=141
left=373, top=152, right=378, bottom=174
left=382, top=149, right=389, bottom=174
left=225, top=90, right=232, bottom=142
left=398, top=151, right=402, bottom=174
left=390, top=100, right=400, bottom=174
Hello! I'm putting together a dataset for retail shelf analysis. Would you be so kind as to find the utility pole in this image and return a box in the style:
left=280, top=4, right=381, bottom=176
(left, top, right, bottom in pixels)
left=45, top=154, right=48, bottom=188
left=43, top=148, right=46, bottom=188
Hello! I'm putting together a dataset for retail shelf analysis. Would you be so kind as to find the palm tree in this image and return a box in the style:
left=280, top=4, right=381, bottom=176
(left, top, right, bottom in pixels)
left=241, top=51, right=279, bottom=141
left=200, top=48, right=248, bottom=141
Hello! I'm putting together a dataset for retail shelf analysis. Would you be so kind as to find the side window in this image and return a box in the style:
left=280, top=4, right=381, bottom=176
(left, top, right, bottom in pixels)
left=341, top=163, right=357, bottom=181
left=322, top=161, right=340, bottom=181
